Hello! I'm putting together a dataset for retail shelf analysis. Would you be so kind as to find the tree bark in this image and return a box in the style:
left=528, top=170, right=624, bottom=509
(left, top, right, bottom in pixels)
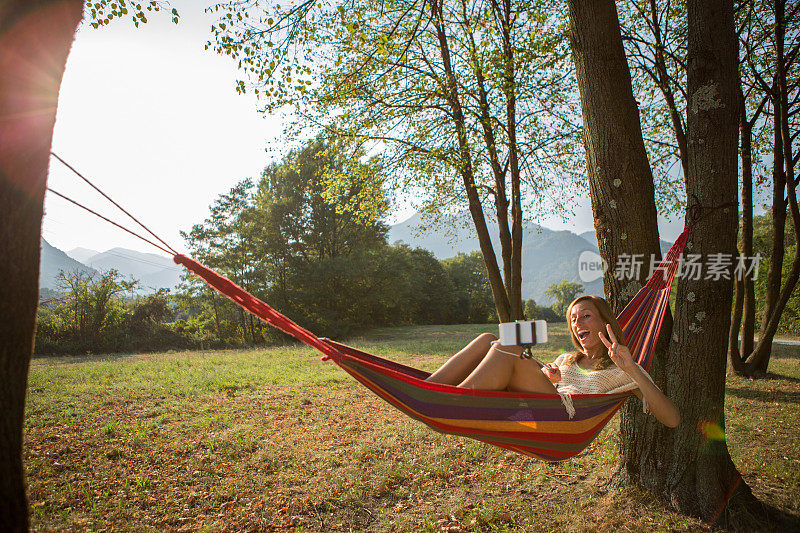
left=637, top=0, right=758, bottom=522
left=758, top=87, right=787, bottom=354
left=497, top=0, right=524, bottom=321
left=727, top=275, right=744, bottom=373
left=566, top=0, right=662, bottom=313
left=569, top=0, right=762, bottom=524
left=739, top=93, right=756, bottom=360
left=729, top=91, right=755, bottom=373
left=0, top=0, right=83, bottom=529
left=566, top=0, right=681, bottom=515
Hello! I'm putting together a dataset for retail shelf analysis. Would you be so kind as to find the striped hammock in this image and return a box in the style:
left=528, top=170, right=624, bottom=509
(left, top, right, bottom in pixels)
left=174, top=227, right=689, bottom=461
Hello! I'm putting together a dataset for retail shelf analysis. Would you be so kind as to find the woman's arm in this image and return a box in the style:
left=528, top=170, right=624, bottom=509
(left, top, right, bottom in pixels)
left=626, top=366, right=681, bottom=427
left=600, top=325, right=681, bottom=428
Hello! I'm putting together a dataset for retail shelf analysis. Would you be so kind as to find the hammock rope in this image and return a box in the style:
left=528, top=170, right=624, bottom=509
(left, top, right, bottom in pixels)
left=46, top=188, right=176, bottom=257
left=50, top=152, right=178, bottom=256
left=47, top=154, right=693, bottom=461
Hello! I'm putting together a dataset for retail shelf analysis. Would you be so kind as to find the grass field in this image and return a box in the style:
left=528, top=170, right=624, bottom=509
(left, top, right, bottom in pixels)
left=25, top=324, right=800, bottom=531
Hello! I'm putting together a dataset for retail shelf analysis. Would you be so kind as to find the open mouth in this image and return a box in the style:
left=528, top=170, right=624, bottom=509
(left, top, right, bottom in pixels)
left=577, top=330, right=591, bottom=342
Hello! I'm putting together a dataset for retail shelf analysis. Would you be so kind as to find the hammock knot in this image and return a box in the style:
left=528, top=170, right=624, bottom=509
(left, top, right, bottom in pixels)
left=686, top=193, right=738, bottom=226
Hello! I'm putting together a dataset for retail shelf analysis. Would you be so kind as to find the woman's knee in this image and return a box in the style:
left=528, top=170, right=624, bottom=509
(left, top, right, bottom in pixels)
left=490, top=343, right=523, bottom=358
left=472, top=332, right=497, bottom=349
left=477, top=332, right=498, bottom=343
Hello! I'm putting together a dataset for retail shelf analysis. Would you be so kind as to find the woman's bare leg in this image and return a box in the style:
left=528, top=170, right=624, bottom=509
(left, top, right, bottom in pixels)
left=459, top=344, right=558, bottom=393
left=426, top=333, right=497, bottom=385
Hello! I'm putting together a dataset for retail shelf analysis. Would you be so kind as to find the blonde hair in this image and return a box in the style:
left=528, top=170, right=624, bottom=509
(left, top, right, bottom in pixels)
left=562, top=295, right=626, bottom=370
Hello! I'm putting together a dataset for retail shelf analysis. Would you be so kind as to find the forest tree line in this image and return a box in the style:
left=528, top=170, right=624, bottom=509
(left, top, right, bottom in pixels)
left=35, top=137, right=585, bottom=355
left=35, top=137, right=798, bottom=355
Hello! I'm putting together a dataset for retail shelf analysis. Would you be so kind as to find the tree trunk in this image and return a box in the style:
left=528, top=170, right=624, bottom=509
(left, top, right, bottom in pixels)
left=748, top=0, right=798, bottom=376
left=566, top=0, right=662, bottom=314
left=739, top=94, right=756, bottom=360
left=430, top=0, right=513, bottom=322
left=0, top=1, right=83, bottom=529
left=758, top=94, right=787, bottom=351
left=727, top=275, right=744, bottom=373
left=569, top=0, right=763, bottom=524
left=466, top=33, right=518, bottom=321
left=566, top=0, right=681, bottom=514
left=729, top=92, right=755, bottom=373
left=628, top=0, right=758, bottom=523
left=499, top=0, right=524, bottom=321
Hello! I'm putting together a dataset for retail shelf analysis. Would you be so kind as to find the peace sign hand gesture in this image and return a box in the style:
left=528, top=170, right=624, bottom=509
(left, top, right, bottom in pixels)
left=599, top=324, right=635, bottom=372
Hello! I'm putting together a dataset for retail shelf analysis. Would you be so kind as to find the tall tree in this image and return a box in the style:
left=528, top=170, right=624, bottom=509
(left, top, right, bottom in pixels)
left=544, top=280, right=584, bottom=318
left=618, top=0, right=799, bottom=377
left=0, top=2, right=83, bottom=528
left=182, top=179, right=268, bottom=344
left=53, top=269, right=138, bottom=351
left=252, top=135, right=392, bottom=335
left=729, top=0, right=800, bottom=376
left=567, top=0, right=763, bottom=523
left=441, top=251, right=496, bottom=324
left=0, top=3, right=175, bottom=526
left=208, top=0, right=584, bottom=322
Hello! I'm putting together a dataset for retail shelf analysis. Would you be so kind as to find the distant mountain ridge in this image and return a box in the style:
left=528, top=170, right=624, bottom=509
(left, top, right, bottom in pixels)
left=39, top=239, right=97, bottom=290
left=388, top=213, right=603, bottom=305
left=43, top=217, right=670, bottom=303
left=39, top=240, right=181, bottom=293
left=67, top=247, right=100, bottom=264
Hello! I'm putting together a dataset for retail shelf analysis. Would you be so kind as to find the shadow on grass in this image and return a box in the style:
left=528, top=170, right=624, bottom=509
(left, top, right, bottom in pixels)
left=769, top=344, right=800, bottom=360
left=725, top=385, right=800, bottom=405
left=759, top=501, right=800, bottom=533
left=731, top=370, right=800, bottom=385
left=31, top=352, right=132, bottom=364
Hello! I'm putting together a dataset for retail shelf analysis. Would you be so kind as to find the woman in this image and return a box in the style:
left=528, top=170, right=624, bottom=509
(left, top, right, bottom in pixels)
left=426, top=295, right=680, bottom=427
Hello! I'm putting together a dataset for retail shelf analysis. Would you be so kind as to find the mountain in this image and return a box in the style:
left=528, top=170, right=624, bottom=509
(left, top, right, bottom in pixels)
left=389, top=212, right=486, bottom=258
left=520, top=229, right=604, bottom=305
left=67, top=247, right=100, bottom=264
left=579, top=230, right=597, bottom=247
left=389, top=214, right=603, bottom=305
left=39, top=239, right=97, bottom=289
left=81, top=248, right=182, bottom=292
left=41, top=242, right=181, bottom=294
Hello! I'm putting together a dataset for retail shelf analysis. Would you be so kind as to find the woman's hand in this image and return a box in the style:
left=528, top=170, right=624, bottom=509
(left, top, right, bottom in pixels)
left=542, top=363, right=561, bottom=384
left=598, top=324, right=635, bottom=372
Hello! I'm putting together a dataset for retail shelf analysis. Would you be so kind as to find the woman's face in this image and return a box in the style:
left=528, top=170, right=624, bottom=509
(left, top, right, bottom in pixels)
left=570, top=300, right=606, bottom=353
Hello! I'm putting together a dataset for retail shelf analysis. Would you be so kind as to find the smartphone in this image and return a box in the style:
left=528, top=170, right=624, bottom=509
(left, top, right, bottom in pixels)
left=498, top=320, right=548, bottom=346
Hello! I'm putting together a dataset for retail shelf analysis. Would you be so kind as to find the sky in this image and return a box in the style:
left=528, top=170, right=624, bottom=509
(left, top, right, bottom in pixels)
left=43, top=1, right=685, bottom=258
left=44, top=1, right=285, bottom=256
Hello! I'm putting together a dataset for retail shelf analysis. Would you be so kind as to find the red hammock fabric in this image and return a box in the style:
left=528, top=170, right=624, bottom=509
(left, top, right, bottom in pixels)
left=173, top=227, right=689, bottom=460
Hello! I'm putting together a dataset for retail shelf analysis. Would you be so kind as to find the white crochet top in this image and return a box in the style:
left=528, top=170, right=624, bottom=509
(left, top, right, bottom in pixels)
left=552, top=353, right=655, bottom=418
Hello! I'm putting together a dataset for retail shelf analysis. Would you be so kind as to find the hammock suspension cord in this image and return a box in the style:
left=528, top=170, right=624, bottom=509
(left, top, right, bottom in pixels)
left=49, top=152, right=179, bottom=256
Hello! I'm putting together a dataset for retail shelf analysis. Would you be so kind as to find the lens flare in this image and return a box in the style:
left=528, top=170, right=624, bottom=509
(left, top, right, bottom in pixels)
left=698, top=420, right=726, bottom=442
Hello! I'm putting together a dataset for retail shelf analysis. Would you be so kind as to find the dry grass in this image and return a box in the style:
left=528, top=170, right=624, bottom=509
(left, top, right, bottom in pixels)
left=24, top=324, right=799, bottom=531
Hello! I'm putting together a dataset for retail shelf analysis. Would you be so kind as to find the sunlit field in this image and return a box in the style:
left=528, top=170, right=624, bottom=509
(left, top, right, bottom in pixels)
left=25, top=324, right=799, bottom=531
